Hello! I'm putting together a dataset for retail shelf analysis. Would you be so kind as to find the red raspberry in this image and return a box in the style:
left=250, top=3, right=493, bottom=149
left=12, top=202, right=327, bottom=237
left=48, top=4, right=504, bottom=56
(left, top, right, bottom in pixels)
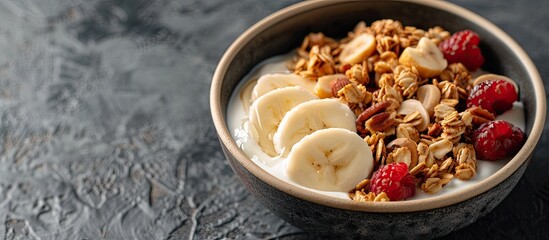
left=369, top=163, right=415, bottom=201
left=467, top=79, right=517, bottom=115
left=472, top=120, right=525, bottom=161
left=439, top=30, right=485, bottom=71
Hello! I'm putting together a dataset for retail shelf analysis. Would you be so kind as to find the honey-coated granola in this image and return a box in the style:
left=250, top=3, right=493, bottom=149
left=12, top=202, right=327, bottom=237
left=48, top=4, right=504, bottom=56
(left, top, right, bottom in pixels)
left=287, top=19, right=491, bottom=201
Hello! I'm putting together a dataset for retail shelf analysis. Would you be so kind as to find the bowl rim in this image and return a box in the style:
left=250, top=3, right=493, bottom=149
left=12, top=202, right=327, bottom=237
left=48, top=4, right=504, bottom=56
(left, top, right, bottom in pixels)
left=210, top=0, right=546, bottom=213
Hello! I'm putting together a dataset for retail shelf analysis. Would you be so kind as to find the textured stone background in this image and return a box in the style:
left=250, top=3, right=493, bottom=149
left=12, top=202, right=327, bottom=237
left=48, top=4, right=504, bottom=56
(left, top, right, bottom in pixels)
left=0, top=0, right=547, bottom=239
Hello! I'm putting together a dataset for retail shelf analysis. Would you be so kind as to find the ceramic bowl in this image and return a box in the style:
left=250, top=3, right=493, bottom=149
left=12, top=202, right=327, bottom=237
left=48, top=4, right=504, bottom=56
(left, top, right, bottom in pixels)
left=210, top=1, right=546, bottom=238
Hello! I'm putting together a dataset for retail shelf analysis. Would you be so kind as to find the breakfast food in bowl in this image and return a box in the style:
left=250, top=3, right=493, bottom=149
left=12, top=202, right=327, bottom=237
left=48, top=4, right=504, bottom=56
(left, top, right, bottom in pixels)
left=228, top=20, right=526, bottom=201
left=210, top=1, right=545, bottom=238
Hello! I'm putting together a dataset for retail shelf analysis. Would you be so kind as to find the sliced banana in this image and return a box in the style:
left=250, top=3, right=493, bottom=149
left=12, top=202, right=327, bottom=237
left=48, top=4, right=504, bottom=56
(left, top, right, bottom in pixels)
left=314, top=74, right=347, bottom=98
left=273, top=99, right=357, bottom=157
left=399, top=37, right=448, bottom=78
left=286, top=128, right=373, bottom=192
left=339, top=33, right=376, bottom=65
left=249, top=86, right=318, bottom=157
left=251, top=73, right=316, bottom=102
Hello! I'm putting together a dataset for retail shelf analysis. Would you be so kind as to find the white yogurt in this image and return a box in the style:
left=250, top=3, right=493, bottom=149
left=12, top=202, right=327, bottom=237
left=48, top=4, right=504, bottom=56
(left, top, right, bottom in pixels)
left=227, top=53, right=526, bottom=200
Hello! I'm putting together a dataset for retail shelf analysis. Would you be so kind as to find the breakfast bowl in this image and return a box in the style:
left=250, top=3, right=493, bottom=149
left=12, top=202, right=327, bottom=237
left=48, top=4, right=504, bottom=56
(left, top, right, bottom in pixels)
left=210, top=0, right=545, bottom=238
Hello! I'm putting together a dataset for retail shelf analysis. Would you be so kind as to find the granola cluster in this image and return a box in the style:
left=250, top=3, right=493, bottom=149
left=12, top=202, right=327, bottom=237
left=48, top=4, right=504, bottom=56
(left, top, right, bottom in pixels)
left=289, top=20, right=493, bottom=201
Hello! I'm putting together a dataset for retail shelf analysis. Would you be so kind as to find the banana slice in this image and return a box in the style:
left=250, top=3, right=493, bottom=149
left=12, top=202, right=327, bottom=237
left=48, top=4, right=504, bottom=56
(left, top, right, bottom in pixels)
left=251, top=73, right=316, bottom=102
left=249, top=86, right=318, bottom=157
left=339, top=33, right=376, bottom=65
left=286, top=128, right=373, bottom=192
left=314, top=74, right=347, bottom=98
left=399, top=37, right=448, bottom=78
left=273, top=99, right=357, bottom=157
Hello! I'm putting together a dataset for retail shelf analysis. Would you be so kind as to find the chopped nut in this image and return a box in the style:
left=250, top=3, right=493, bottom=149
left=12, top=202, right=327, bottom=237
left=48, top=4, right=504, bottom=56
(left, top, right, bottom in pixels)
left=466, top=106, right=496, bottom=126
left=331, top=77, right=352, bottom=97
left=429, top=138, right=453, bottom=159
left=420, top=134, right=439, bottom=145
left=427, top=122, right=443, bottom=137
left=356, top=100, right=393, bottom=136
left=366, top=111, right=396, bottom=133
left=416, top=84, right=441, bottom=117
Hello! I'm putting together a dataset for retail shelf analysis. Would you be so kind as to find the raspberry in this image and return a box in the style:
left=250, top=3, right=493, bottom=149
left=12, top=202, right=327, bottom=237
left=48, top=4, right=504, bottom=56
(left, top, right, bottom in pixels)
left=439, top=30, right=485, bottom=71
left=472, top=120, right=525, bottom=161
left=369, top=163, right=415, bottom=201
left=467, top=79, right=517, bottom=115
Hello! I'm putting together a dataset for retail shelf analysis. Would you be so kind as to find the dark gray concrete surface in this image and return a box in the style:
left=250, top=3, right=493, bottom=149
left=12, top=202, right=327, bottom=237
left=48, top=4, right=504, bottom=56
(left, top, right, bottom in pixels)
left=0, top=0, right=546, bottom=239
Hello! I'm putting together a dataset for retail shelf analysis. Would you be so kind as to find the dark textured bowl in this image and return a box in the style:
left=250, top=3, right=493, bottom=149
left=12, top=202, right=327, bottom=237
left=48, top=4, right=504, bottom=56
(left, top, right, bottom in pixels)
left=210, top=1, right=546, bottom=238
